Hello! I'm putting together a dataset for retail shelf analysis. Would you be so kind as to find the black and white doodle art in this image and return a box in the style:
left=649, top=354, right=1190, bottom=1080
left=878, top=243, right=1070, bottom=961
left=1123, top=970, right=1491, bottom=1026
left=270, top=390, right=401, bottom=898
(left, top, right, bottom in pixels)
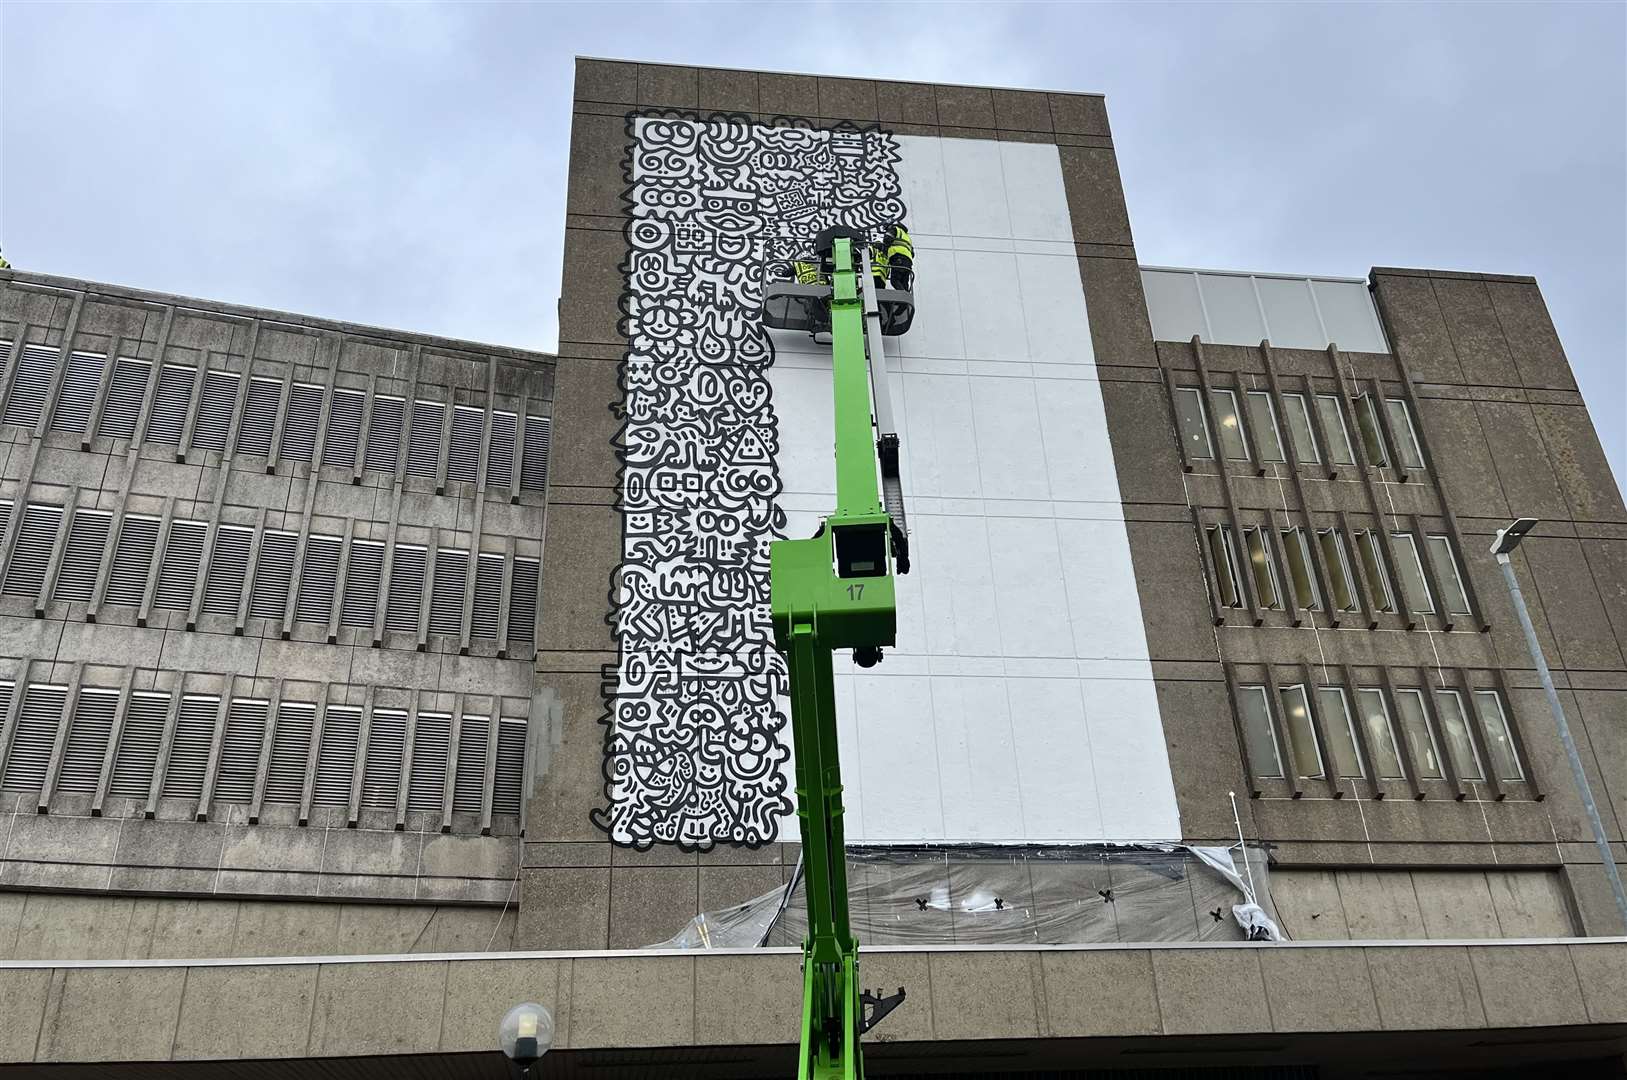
left=593, top=113, right=906, bottom=850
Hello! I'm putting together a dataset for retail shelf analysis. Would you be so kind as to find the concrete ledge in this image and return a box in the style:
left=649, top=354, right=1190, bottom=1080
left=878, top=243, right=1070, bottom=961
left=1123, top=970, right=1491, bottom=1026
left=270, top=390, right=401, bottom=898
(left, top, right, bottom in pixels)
left=1, top=939, right=1622, bottom=1064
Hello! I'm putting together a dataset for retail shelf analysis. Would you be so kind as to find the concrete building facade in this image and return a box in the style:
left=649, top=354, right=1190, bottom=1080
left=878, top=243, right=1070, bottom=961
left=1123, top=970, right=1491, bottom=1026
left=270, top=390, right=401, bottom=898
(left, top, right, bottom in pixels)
left=1, top=57, right=1623, bottom=1077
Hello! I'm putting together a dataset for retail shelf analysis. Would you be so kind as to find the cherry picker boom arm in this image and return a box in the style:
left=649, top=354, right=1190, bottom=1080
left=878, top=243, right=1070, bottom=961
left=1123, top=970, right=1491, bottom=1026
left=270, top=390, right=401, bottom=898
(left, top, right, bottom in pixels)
left=765, top=230, right=910, bottom=1079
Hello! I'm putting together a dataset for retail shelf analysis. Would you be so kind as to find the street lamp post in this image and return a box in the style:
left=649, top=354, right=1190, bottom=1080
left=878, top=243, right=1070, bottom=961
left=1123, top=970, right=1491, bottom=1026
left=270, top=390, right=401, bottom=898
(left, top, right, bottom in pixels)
left=1491, top=518, right=1627, bottom=933
left=499, top=1002, right=554, bottom=1078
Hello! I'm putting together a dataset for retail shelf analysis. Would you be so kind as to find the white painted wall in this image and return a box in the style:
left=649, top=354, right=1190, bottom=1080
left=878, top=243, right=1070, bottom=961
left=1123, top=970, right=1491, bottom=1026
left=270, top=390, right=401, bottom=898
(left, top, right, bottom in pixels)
left=768, top=135, right=1182, bottom=843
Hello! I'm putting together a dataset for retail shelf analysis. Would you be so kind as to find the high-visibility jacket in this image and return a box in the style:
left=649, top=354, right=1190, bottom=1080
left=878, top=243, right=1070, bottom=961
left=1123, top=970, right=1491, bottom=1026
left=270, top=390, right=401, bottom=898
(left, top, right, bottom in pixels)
left=885, top=224, right=913, bottom=264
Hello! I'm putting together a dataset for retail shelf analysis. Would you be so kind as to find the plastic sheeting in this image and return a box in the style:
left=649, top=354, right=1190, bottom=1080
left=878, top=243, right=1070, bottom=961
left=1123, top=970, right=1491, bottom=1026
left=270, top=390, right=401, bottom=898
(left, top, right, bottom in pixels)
left=650, top=843, right=1282, bottom=950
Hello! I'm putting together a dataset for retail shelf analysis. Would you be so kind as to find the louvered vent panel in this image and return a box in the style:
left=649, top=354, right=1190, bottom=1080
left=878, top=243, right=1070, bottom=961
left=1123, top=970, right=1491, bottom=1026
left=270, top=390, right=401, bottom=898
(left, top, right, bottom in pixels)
left=104, top=515, right=160, bottom=607
left=384, top=545, right=425, bottom=633
left=160, top=695, right=219, bottom=799
left=0, top=684, right=66, bottom=792
left=189, top=369, right=240, bottom=452
left=406, top=712, right=451, bottom=814
left=264, top=702, right=315, bottom=805
left=201, top=526, right=253, bottom=616
left=507, top=558, right=539, bottom=645
left=3, top=344, right=61, bottom=429
left=429, top=550, right=469, bottom=637
left=360, top=708, right=407, bottom=810
left=144, top=363, right=196, bottom=444
left=153, top=520, right=207, bottom=610
left=406, top=400, right=445, bottom=478
left=0, top=502, right=10, bottom=548
left=2, top=504, right=63, bottom=597
left=340, top=540, right=383, bottom=629
left=365, top=395, right=404, bottom=473
left=312, top=705, right=360, bottom=808
left=294, top=534, right=341, bottom=624
left=492, top=717, right=528, bottom=816
left=97, top=358, right=151, bottom=439
left=51, top=351, right=107, bottom=433
left=248, top=531, right=297, bottom=621
left=53, top=510, right=110, bottom=603
left=520, top=415, right=551, bottom=493
left=487, top=411, right=517, bottom=490
left=235, top=377, right=282, bottom=456
left=57, top=687, right=118, bottom=794
left=322, top=389, right=363, bottom=468
left=213, top=698, right=267, bottom=804
left=445, top=405, right=483, bottom=484
left=279, top=382, right=324, bottom=462
left=470, top=554, right=504, bottom=640
left=108, top=691, right=169, bottom=800
left=451, top=716, right=489, bottom=813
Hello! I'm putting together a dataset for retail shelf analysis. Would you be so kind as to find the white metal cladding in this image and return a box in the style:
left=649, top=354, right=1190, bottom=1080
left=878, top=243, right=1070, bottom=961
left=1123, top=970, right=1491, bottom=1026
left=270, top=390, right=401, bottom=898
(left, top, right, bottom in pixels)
left=213, top=698, right=267, bottom=804
left=160, top=694, right=219, bottom=799
left=1140, top=267, right=1390, bottom=353
left=471, top=553, right=504, bottom=639
left=406, top=711, right=451, bottom=813
left=2, top=503, right=62, bottom=597
left=58, top=687, right=118, bottom=794
left=520, top=415, right=550, bottom=493
left=104, top=515, right=160, bottom=607
left=190, top=369, right=240, bottom=452
left=145, top=363, right=196, bottom=444
left=428, top=549, right=468, bottom=636
left=493, top=716, right=527, bottom=816
left=0, top=683, right=65, bottom=791
left=96, top=358, right=151, bottom=439
left=3, top=343, right=61, bottom=428
left=312, top=704, right=360, bottom=807
left=153, top=520, right=207, bottom=610
left=445, top=405, right=484, bottom=484
left=51, top=351, right=107, bottom=433
left=294, top=534, right=342, bottom=624
left=406, top=399, right=445, bottom=478
left=507, top=558, right=539, bottom=645
left=201, top=525, right=254, bottom=616
left=108, top=691, right=169, bottom=800
left=248, top=531, right=297, bottom=621
left=340, top=540, right=383, bottom=628
left=323, top=389, right=364, bottom=468
left=487, top=410, right=517, bottom=489
left=279, top=382, right=324, bottom=461
left=360, top=708, right=407, bottom=809
left=264, top=701, right=315, bottom=805
left=235, top=376, right=282, bottom=456
left=384, top=544, right=426, bottom=633
left=452, top=716, right=489, bottom=813
left=54, top=509, right=110, bottom=603
left=365, top=395, right=404, bottom=473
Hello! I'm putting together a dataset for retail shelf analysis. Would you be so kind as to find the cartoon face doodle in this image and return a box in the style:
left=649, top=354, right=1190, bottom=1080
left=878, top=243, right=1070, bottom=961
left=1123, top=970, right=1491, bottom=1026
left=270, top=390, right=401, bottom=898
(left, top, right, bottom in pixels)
left=596, top=112, right=905, bottom=852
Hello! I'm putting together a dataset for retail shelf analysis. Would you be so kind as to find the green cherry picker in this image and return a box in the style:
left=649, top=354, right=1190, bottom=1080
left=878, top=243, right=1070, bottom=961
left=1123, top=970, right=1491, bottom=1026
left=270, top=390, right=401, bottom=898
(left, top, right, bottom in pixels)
left=762, top=227, right=914, bottom=1079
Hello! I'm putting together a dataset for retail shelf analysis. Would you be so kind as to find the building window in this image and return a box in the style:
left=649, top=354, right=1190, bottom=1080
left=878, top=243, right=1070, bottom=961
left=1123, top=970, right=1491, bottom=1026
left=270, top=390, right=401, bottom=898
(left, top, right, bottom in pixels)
left=1389, top=532, right=1435, bottom=614
left=1280, top=527, right=1321, bottom=611
left=1244, top=390, right=1285, bottom=463
left=1207, top=388, right=1250, bottom=461
left=1173, top=387, right=1213, bottom=460
left=1354, top=688, right=1406, bottom=779
left=1315, top=529, right=1360, bottom=612
left=1385, top=398, right=1425, bottom=469
left=1315, top=686, right=1365, bottom=779
left=1277, top=684, right=1325, bottom=780
left=1314, top=394, right=1356, bottom=466
left=1392, top=688, right=1445, bottom=780
left=1278, top=392, right=1320, bottom=464
left=1353, top=393, right=1389, bottom=466
left=1236, top=684, right=1284, bottom=779
left=1472, top=689, right=1524, bottom=781
left=1205, top=525, right=1246, bottom=609
left=1354, top=530, right=1395, bottom=613
left=1242, top=527, right=1281, bottom=609
left=1424, top=534, right=1471, bottom=616
left=1433, top=689, right=1486, bottom=782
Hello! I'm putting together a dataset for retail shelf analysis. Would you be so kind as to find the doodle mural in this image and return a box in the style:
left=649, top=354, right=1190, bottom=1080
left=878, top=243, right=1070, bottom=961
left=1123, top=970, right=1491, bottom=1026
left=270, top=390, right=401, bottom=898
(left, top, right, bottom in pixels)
left=593, top=112, right=907, bottom=850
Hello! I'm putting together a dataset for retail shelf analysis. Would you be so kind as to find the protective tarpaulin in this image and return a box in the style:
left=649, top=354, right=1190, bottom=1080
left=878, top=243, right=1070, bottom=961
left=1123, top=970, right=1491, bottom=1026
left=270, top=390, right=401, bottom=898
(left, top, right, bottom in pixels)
left=650, top=843, right=1282, bottom=950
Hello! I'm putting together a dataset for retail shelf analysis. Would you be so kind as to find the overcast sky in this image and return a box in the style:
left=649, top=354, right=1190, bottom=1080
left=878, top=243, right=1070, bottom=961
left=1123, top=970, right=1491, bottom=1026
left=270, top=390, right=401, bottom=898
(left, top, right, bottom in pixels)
left=3, top=2, right=1622, bottom=488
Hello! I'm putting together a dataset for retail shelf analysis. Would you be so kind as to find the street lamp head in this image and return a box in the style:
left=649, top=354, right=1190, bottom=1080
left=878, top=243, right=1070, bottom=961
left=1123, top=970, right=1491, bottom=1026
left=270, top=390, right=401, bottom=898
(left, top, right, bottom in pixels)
left=499, top=1002, right=554, bottom=1066
left=1490, top=517, right=1540, bottom=557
